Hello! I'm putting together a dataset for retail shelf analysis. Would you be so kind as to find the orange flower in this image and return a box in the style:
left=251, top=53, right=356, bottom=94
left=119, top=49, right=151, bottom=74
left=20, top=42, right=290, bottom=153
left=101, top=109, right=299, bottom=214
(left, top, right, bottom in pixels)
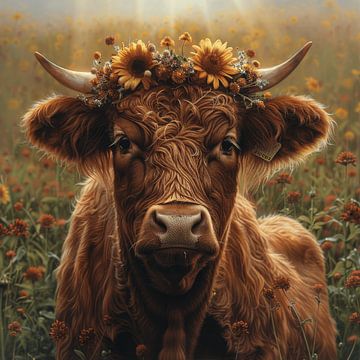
left=50, top=320, right=69, bottom=342
left=23, top=266, right=45, bottom=282
left=8, top=321, right=22, bottom=336
left=13, top=202, right=23, bottom=211
left=160, top=36, right=175, bottom=47
left=276, top=173, right=293, bottom=184
left=5, top=250, right=16, bottom=259
left=305, top=77, right=321, bottom=92
left=9, top=219, right=29, bottom=238
left=335, top=107, right=348, bottom=120
left=191, top=38, right=238, bottom=89
left=179, top=32, right=192, bottom=43
left=335, top=151, right=356, bottom=166
left=231, top=320, right=249, bottom=337
left=341, top=201, right=360, bottom=224
left=79, top=327, right=95, bottom=346
left=38, top=214, right=55, bottom=228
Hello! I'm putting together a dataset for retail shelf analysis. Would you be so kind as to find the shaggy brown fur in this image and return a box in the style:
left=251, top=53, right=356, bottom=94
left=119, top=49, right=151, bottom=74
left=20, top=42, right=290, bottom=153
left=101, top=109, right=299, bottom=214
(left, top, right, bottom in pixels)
left=22, top=85, right=337, bottom=359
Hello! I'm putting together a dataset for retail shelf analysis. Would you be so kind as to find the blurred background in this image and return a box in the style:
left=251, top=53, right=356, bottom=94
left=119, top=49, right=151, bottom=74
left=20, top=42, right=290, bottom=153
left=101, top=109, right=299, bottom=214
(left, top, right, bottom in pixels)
left=0, top=1, right=359, bottom=359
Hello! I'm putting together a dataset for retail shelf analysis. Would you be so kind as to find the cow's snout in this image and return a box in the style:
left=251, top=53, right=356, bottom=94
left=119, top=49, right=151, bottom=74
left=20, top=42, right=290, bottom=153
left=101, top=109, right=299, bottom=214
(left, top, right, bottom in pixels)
left=152, top=206, right=205, bottom=248
left=136, top=203, right=219, bottom=257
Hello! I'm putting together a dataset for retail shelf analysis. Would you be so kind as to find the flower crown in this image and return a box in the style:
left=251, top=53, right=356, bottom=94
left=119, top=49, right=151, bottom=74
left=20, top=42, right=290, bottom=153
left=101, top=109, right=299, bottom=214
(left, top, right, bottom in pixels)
left=80, top=33, right=269, bottom=109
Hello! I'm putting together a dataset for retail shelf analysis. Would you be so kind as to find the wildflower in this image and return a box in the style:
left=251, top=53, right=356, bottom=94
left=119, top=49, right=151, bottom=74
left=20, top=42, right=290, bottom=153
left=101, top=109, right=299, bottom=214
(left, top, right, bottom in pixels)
left=147, top=43, right=156, bottom=52
left=348, top=168, right=357, bottom=177
left=347, top=335, right=358, bottom=344
left=38, top=214, right=55, bottom=228
left=155, top=64, right=171, bottom=81
left=341, top=201, right=360, bottom=225
left=344, top=131, right=355, bottom=142
left=8, top=321, right=22, bottom=336
left=136, top=344, right=148, bottom=358
left=23, top=266, right=45, bottom=282
left=305, top=77, right=321, bottom=92
left=179, top=32, right=192, bottom=43
left=112, top=40, right=156, bottom=91
left=335, top=107, right=348, bottom=120
left=93, top=51, right=101, bottom=60
left=349, top=312, right=360, bottom=325
left=50, top=320, right=69, bottom=342
left=13, top=202, right=23, bottom=211
left=0, top=224, right=9, bottom=237
left=335, top=151, right=356, bottom=166
left=273, top=276, right=290, bottom=291
left=160, top=36, right=175, bottom=47
left=287, top=191, right=301, bottom=204
left=5, top=250, right=16, bottom=259
left=19, top=290, right=29, bottom=298
left=56, top=218, right=67, bottom=227
left=9, top=219, right=29, bottom=238
left=315, top=157, right=325, bottom=165
left=0, top=184, right=10, bottom=205
left=252, top=60, right=260, bottom=68
left=236, top=77, right=247, bottom=87
left=320, top=241, right=333, bottom=251
left=191, top=38, right=238, bottom=89
left=276, top=173, right=293, bottom=184
left=229, top=82, right=241, bottom=94
left=21, top=147, right=31, bottom=158
left=16, top=307, right=26, bottom=316
left=79, top=327, right=95, bottom=346
left=231, top=320, right=249, bottom=337
left=255, top=100, right=265, bottom=109
left=105, top=36, right=115, bottom=46
left=171, top=69, right=186, bottom=84
left=345, top=275, right=360, bottom=289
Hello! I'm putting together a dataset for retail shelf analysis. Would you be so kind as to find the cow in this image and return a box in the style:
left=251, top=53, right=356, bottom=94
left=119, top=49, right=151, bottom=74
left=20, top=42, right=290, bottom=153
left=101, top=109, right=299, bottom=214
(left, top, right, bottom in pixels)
left=22, top=40, right=337, bottom=359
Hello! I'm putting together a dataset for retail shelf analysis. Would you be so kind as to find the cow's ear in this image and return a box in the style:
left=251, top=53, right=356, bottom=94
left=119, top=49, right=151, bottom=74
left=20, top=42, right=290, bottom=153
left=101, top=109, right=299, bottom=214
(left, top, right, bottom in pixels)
left=240, top=95, right=332, bottom=166
left=22, top=96, right=111, bottom=166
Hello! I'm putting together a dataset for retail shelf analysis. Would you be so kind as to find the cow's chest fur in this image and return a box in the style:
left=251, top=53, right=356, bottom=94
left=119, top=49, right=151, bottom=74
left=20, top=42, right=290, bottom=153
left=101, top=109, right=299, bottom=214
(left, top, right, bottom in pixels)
left=109, top=316, right=233, bottom=359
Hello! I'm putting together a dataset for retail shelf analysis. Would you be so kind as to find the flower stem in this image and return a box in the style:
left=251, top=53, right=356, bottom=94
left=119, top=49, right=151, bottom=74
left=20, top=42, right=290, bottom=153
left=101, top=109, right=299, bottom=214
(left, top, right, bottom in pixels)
left=346, top=341, right=356, bottom=360
left=270, top=309, right=283, bottom=360
left=0, top=286, right=5, bottom=360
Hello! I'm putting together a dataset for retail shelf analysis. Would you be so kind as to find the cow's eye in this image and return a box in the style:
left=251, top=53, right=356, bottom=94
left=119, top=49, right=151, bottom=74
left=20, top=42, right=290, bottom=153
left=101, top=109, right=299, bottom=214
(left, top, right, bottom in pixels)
left=220, top=137, right=239, bottom=155
left=118, top=135, right=131, bottom=152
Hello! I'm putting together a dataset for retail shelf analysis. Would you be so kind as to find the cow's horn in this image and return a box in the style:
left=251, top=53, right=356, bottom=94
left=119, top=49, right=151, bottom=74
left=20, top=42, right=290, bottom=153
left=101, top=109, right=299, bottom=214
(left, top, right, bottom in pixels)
left=34, top=52, right=95, bottom=93
left=246, top=41, right=313, bottom=93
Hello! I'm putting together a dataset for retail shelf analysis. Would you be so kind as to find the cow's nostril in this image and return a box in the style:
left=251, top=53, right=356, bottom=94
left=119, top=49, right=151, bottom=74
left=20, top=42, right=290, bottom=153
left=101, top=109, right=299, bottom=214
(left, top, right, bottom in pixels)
left=152, top=210, right=167, bottom=234
left=191, top=211, right=204, bottom=235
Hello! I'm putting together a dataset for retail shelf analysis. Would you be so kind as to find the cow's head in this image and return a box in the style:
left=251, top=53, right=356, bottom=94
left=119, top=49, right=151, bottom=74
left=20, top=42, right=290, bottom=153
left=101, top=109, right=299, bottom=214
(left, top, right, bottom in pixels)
left=22, top=44, right=332, bottom=298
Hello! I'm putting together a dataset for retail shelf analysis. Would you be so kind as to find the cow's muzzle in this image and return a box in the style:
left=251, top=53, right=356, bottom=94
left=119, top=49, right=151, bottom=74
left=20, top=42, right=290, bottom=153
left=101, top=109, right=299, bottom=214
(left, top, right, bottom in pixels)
left=135, top=203, right=219, bottom=291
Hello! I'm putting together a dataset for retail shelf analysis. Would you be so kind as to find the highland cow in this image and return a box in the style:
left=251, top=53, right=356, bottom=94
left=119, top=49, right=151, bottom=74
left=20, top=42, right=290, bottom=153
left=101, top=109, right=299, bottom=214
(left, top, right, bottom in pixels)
left=22, top=40, right=337, bottom=359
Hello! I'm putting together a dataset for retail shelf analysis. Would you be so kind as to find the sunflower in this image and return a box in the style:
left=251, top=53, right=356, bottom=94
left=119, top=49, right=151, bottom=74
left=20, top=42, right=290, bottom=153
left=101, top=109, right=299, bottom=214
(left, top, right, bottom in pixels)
left=191, top=38, right=238, bottom=89
left=111, top=40, right=156, bottom=91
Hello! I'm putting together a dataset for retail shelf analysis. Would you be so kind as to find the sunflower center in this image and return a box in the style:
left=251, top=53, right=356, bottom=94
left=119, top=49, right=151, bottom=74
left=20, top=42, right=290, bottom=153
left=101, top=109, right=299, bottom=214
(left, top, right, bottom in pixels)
left=130, top=59, right=147, bottom=77
left=203, top=53, right=222, bottom=74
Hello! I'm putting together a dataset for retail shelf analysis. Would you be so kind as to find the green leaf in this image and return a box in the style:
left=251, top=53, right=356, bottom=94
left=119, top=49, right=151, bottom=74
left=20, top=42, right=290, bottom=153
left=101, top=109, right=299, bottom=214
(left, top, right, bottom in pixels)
left=74, top=349, right=87, bottom=360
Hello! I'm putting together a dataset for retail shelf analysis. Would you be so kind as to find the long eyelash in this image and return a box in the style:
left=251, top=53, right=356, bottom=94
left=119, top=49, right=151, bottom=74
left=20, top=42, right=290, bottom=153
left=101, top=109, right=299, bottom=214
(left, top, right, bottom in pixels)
left=226, top=137, right=241, bottom=152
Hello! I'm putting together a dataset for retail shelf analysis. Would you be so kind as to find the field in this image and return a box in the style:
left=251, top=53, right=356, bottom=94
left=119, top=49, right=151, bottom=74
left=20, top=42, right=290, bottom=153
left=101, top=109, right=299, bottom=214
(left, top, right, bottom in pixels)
left=0, top=1, right=359, bottom=359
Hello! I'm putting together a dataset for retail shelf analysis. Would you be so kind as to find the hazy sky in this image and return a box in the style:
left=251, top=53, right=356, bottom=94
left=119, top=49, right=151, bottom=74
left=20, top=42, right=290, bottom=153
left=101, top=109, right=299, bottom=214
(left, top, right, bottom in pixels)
left=2, top=0, right=359, bottom=22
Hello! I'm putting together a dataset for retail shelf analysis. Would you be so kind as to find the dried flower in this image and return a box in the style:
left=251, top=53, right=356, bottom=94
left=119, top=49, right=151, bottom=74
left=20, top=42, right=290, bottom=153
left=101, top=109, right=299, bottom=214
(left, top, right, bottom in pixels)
left=136, top=344, right=148, bottom=358
left=0, top=184, right=10, bottom=205
left=13, top=202, right=23, bottom=211
left=341, top=201, right=360, bottom=225
left=8, top=321, right=22, bottom=336
left=93, top=51, right=101, bottom=60
left=231, top=320, right=249, bottom=337
left=273, top=276, right=290, bottom=291
left=23, top=266, right=45, bottom=282
left=246, top=49, right=256, bottom=58
left=171, top=69, right=186, bottom=84
left=345, top=275, right=360, bottom=289
left=255, top=100, right=265, bottom=109
left=229, top=82, right=241, bottom=94
left=191, top=38, right=238, bottom=89
left=287, top=191, right=301, bottom=204
left=335, top=151, right=356, bottom=166
left=105, top=36, right=115, bottom=46
left=236, top=77, right=247, bottom=87
left=9, top=219, right=29, bottom=238
left=50, top=320, right=69, bottom=342
left=79, top=327, right=95, bottom=346
left=38, top=214, right=55, bottom=228
left=19, top=290, right=29, bottom=298
left=276, top=173, right=293, bottom=185
left=155, top=64, right=171, bottom=81
left=313, top=283, right=324, bottom=295
left=160, top=36, right=175, bottom=47
left=5, top=250, right=16, bottom=259
left=349, top=312, right=360, bottom=325
left=321, top=241, right=333, bottom=251
left=112, top=40, right=156, bottom=91
left=179, top=32, right=192, bottom=43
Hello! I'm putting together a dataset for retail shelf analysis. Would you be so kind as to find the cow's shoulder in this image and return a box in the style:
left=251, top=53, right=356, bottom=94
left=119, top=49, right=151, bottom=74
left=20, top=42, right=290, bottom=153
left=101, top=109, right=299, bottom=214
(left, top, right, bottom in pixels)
left=258, top=215, right=324, bottom=268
